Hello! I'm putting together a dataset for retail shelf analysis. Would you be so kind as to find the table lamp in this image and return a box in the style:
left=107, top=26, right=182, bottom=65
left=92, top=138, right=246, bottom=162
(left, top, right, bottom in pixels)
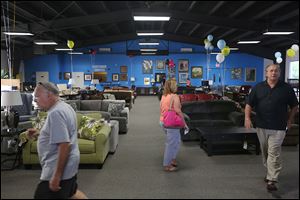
left=1, top=91, right=23, bottom=130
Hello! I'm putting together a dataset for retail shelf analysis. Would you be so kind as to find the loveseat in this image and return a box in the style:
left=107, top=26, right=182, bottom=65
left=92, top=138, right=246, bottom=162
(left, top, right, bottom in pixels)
left=21, top=112, right=111, bottom=169
left=65, top=99, right=129, bottom=133
left=181, top=100, right=244, bottom=141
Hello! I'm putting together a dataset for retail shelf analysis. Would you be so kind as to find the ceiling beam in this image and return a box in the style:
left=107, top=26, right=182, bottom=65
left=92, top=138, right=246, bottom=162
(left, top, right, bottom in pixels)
left=77, top=33, right=137, bottom=48
left=174, top=1, right=197, bottom=34
left=252, top=1, right=292, bottom=20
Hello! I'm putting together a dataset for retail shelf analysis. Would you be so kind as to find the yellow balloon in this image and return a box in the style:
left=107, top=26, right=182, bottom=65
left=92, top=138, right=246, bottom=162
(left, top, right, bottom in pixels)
left=287, top=48, right=295, bottom=57
left=204, top=39, right=209, bottom=45
left=221, top=46, right=230, bottom=56
left=67, top=40, right=74, bottom=49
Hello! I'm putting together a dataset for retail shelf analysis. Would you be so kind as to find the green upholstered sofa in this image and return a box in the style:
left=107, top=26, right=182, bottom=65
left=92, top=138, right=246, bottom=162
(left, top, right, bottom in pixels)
left=21, top=112, right=111, bottom=169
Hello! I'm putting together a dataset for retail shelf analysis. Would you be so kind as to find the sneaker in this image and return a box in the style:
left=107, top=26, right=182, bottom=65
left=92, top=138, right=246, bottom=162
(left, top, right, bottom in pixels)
left=267, top=181, right=278, bottom=191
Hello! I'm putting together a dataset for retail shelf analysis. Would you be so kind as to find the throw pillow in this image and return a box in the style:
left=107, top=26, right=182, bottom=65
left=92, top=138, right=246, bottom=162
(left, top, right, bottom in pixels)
left=31, top=111, right=47, bottom=130
left=78, top=116, right=104, bottom=140
left=107, top=103, right=124, bottom=116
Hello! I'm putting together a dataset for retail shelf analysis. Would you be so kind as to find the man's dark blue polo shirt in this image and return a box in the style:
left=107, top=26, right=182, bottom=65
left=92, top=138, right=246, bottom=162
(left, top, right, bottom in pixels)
left=246, top=80, right=298, bottom=130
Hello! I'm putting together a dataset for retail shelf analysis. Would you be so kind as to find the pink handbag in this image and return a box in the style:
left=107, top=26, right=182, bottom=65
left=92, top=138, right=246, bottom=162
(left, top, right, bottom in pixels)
left=163, top=95, right=185, bottom=128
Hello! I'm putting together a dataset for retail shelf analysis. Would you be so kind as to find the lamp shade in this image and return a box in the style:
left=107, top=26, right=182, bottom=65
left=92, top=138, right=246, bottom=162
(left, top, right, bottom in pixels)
left=130, top=77, right=136, bottom=81
left=91, top=79, right=99, bottom=85
left=1, top=91, right=23, bottom=106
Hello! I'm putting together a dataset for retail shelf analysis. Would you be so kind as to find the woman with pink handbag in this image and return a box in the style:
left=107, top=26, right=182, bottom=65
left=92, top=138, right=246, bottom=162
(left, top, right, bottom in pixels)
left=160, top=79, right=187, bottom=172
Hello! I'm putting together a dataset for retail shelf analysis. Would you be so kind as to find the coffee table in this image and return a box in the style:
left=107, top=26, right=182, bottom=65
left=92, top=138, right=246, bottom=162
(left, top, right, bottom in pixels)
left=196, top=127, right=259, bottom=156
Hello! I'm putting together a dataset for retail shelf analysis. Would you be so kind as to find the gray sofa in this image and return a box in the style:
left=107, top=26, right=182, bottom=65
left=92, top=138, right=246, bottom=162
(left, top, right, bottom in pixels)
left=65, top=99, right=129, bottom=133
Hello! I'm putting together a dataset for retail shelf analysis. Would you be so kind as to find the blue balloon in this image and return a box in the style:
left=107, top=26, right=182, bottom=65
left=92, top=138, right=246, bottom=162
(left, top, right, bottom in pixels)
left=217, top=39, right=226, bottom=50
left=207, top=34, right=213, bottom=42
left=209, top=45, right=214, bottom=51
left=274, top=52, right=282, bottom=58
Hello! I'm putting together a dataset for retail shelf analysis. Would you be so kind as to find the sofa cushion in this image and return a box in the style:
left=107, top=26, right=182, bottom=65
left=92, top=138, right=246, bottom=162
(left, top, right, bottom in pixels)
left=78, top=116, right=104, bottom=140
left=78, top=138, right=95, bottom=153
left=108, top=103, right=124, bottom=117
left=101, top=100, right=126, bottom=112
left=80, top=100, right=101, bottom=111
left=32, top=111, right=47, bottom=130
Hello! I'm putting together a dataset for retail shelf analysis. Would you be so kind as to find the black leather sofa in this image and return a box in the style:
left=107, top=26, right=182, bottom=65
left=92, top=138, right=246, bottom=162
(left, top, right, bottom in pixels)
left=181, top=100, right=244, bottom=141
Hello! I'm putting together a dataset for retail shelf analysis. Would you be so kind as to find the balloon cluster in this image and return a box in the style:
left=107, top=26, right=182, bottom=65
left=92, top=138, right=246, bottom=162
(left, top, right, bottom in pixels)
left=215, top=39, right=230, bottom=63
left=274, top=44, right=298, bottom=64
left=204, top=34, right=214, bottom=51
left=287, top=44, right=299, bottom=57
left=274, top=51, right=283, bottom=63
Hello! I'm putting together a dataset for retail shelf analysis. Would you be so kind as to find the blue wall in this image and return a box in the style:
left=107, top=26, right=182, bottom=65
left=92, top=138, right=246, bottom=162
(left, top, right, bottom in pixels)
left=24, top=39, right=264, bottom=90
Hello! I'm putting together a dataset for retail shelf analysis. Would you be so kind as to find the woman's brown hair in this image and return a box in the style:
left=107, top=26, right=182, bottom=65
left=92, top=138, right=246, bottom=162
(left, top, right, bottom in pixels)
left=163, top=79, right=177, bottom=96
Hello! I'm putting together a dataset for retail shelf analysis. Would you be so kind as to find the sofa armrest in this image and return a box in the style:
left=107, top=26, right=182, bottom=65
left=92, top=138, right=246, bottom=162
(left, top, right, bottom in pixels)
left=99, top=111, right=111, bottom=122
left=228, top=111, right=244, bottom=126
left=120, top=107, right=129, bottom=120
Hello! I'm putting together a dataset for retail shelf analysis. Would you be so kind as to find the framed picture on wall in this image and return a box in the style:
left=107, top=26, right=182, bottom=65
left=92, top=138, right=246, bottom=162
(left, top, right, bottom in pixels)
left=64, top=72, right=71, bottom=80
left=156, top=60, right=165, bottom=70
left=112, top=73, right=119, bottom=81
left=245, top=68, right=256, bottom=82
left=179, top=73, right=188, bottom=84
left=231, top=68, right=242, bottom=79
left=191, top=66, right=203, bottom=78
left=84, top=74, right=92, bottom=81
left=120, top=66, right=127, bottom=73
left=120, top=74, right=128, bottom=81
left=155, top=73, right=165, bottom=83
left=178, top=59, right=189, bottom=72
left=142, top=60, right=153, bottom=74
left=144, top=77, right=150, bottom=85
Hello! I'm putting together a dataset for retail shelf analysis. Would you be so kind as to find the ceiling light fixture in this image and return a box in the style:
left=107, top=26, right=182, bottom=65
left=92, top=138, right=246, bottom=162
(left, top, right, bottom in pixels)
left=68, top=52, right=83, bottom=55
left=134, top=16, right=170, bottom=21
left=140, top=48, right=157, bottom=52
left=3, top=32, right=34, bottom=36
left=34, top=41, right=58, bottom=45
left=263, top=31, right=294, bottom=35
left=141, top=52, right=156, bottom=55
left=230, top=48, right=239, bottom=50
left=137, top=33, right=164, bottom=36
left=237, top=41, right=260, bottom=44
left=55, top=48, right=73, bottom=51
left=139, top=42, right=160, bottom=45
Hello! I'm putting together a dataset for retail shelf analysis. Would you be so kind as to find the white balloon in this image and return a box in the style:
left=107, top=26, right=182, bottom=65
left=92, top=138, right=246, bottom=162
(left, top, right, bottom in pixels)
left=216, top=53, right=225, bottom=63
left=291, top=44, right=299, bottom=52
left=276, top=57, right=283, bottom=64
